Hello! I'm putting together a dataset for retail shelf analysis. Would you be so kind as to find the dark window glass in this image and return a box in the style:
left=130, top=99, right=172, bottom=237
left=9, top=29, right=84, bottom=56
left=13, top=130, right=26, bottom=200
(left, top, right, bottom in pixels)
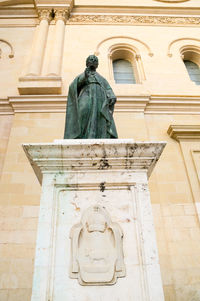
left=113, top=59, right=136, bottom=84
left=184, top=60, right=200, bottom=85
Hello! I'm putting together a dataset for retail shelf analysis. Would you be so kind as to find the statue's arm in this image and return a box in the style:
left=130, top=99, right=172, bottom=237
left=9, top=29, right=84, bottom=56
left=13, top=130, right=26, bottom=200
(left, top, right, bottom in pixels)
left=105, top=85, right=117, bottom=112
left=99, top=74, right=117, bottom=104
left=77, top=68, right=90, bottom=91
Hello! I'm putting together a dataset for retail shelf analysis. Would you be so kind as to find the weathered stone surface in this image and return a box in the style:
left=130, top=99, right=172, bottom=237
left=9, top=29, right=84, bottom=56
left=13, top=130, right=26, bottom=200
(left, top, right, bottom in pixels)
left=70, top=204, right=125, bottom=285
left=23, top=139, right=166, bottom=184
left=23, top=139, right=165, bottom=301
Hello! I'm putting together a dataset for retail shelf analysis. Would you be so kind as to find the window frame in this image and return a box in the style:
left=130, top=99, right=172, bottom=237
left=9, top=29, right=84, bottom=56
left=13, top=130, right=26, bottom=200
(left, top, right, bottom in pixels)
left=181, top=46, right=200, bottom=85
left=108, top=44, right=145, bottom=85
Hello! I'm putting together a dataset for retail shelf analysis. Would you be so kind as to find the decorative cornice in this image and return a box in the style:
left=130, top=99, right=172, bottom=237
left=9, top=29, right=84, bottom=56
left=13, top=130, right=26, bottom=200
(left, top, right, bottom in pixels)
left=9, top=95, right=66, bottom=113
left=0, top=11, right=199, bottom=27
left=38, top=9, right=52, bottom=22
left=34, top=0, right=74, bottom=18
left=146, top=96, right=200, bottom=114
left=68, top=15, right=200, bottom=26
left=54, top=9, right=68, bottom=23
left=2, top=95, right=200, bottom=115
left=167, top=125, right=200, bottom=141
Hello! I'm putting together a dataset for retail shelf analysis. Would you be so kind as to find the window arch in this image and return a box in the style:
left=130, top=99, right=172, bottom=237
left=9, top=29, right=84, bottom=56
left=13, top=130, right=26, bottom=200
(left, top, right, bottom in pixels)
left=181, top=47, right=200, bottom=85
left=109, top=45, right=145, bottom=84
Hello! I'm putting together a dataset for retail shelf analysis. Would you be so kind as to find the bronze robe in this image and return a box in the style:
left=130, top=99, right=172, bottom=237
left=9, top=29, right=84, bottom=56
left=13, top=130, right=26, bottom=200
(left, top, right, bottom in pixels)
left=64, top=71, right=118, bottom=139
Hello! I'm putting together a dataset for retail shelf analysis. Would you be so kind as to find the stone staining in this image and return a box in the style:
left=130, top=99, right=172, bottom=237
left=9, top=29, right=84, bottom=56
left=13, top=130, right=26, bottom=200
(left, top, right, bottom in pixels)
left=69, top=205, right=125, bottom=285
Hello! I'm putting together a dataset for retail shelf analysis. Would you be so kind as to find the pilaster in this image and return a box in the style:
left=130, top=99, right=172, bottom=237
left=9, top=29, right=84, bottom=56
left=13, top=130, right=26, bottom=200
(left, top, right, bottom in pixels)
left=18, top=0, right=74, bottom=95
left=25, top=9, right=51, bottom=77
left=46, top=9, right=67, bottom=76
left=168, top=125, right=200, bottom=225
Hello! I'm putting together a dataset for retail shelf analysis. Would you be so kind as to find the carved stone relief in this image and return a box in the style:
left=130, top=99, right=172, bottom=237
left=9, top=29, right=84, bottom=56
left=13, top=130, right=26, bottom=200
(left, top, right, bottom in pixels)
left=69, top=205, right=125, bottom=285
left=68, top=15, right=200, bottom=26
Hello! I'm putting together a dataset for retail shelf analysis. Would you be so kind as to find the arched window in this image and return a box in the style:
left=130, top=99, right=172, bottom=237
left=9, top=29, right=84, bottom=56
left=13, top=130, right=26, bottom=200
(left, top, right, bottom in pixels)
left=181, top=47, right=200, bottom=86
left=184, top=60, right=200, bottom=85
left=109, top=45, right=145, bottom=84
left=113, top=59, right=136, bottom=84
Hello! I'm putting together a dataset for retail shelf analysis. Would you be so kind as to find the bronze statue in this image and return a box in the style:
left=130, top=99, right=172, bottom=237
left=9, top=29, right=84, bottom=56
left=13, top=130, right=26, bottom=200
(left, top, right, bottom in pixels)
left=64, top=55, right=118, bottom=139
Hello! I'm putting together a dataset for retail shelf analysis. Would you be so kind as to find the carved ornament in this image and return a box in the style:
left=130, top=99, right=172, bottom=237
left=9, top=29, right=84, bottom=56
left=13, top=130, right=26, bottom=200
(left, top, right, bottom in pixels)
left=54, top=9, right=68, bottom=23
left=69, top=205, right=125, bottom=285
left=38, top=9, right=52, bottom=23
left=69, top=15, right=200, bottom=26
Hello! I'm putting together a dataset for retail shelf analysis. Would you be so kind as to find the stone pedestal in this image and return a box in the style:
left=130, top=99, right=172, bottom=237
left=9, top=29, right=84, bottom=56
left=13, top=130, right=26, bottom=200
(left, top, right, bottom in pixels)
left=23, top=139, right=165, bottom=301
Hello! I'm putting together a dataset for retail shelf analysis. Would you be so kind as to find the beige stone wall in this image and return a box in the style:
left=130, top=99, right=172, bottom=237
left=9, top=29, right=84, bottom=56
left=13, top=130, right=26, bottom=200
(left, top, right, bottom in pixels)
left=1, top=0, right=200, bottom=300
left=0, top=28, right=35, bottom=97
left=1, top=111, right=200, bottom=300
left=0, top=205, right=38, bottom=301
left=0, top=112, right=66, bottom=206
left=147, top=114, right=200, bottom=300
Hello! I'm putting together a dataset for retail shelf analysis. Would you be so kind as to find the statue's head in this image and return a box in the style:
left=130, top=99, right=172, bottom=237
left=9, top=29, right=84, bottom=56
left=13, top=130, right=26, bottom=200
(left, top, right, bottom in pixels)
left=86, top=55, right=99, bottom=70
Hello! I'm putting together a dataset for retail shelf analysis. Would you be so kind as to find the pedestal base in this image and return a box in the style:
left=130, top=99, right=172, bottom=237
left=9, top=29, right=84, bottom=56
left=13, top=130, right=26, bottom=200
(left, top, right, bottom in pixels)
left=23, top=139, right=165, bottom=301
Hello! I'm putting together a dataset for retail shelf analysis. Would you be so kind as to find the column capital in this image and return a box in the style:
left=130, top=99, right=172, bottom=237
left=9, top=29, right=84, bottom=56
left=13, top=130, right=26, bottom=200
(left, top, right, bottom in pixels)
left=35, top=0, right=74, bottom=20
left=135, top=54, right=141, bottom=60
left=54, top=9, right=68, bottom=23
left=38, top=9, right=52, bottom=23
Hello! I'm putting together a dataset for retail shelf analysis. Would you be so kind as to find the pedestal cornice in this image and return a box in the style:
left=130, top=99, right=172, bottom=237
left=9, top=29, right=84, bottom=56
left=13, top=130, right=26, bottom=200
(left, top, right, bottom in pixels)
left=23, top=139, right=166, bottom=184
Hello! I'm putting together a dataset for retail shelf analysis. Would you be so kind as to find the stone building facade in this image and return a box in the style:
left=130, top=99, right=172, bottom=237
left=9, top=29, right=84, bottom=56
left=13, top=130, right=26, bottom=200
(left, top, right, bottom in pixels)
left=0, top=0, right=200, bottom=300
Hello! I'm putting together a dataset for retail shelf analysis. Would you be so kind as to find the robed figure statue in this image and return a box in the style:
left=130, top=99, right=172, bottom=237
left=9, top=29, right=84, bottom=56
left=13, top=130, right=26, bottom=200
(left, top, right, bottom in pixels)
left=64, top=55, right=118, bottom=139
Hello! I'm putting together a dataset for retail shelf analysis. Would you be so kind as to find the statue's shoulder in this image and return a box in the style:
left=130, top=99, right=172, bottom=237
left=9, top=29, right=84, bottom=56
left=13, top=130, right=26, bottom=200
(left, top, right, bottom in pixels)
left=96, top=72, right=106, bottom=80
left=96, top=72, right=109, bottom=85
left=74, top=72, right=84, bottom=82
left=69, top=72, right=84, bottom=87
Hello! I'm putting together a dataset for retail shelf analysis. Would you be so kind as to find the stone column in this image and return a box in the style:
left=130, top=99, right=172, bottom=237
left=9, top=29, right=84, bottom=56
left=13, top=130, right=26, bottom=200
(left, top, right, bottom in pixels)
left=47, top=9, right=67, bottom=76
left=26, top=9, right=51, bottom=76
